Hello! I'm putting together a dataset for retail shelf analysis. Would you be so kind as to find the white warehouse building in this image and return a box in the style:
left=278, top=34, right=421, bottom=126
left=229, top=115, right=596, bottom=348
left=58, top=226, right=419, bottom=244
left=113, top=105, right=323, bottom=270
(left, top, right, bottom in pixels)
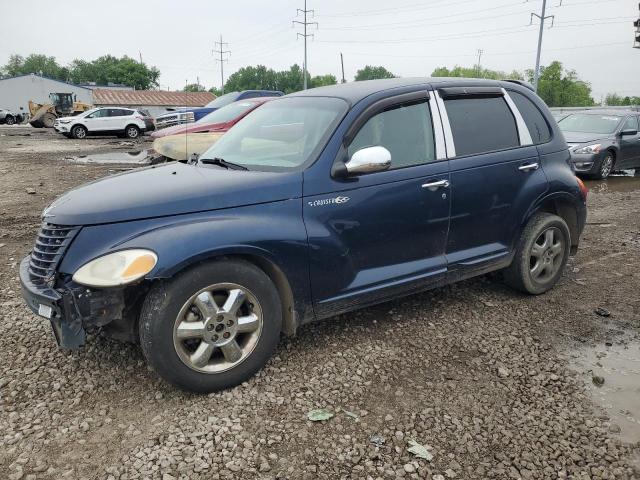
left=0, top=73, right=93, bottom=114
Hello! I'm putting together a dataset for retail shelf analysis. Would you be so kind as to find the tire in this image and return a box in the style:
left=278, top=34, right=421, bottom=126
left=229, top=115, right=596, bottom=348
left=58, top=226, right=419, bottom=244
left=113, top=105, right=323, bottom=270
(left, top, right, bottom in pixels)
left=71, top=125, right=87, bottom=139
left=5, top=115, right=15, bottom=125
left=124, top=124, right=140, bottom=139
left=139, top=259, right=282, bottom=393
left=504, top=213, right=571, bottom=295
left=42, top=113, right=56, bottom=128
left=593, top=151, right=615, bottom=180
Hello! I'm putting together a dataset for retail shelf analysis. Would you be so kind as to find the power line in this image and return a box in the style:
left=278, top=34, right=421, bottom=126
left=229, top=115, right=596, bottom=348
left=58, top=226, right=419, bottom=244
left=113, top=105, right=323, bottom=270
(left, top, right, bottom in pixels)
left=213, top=35, right=230, bottom=94
left=293, top=0, right=318, bottom=89
left=530, top=0, right=555, bottom=93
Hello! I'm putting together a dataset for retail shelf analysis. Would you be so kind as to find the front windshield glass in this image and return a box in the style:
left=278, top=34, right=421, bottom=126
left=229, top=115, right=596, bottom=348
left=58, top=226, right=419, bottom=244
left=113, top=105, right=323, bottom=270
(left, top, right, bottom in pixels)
left=196, top=101, right=258, bottom=125
left=205, top=91, right=240, bottom=109
left=200, top=97, right=348, bottom=171
left=558, top=114, right=622, bottom=134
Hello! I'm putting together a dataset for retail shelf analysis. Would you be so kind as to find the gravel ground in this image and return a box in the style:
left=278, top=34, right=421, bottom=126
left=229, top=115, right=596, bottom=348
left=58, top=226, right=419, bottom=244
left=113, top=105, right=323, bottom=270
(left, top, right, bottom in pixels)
left=0, top=125, right=639, bottom=479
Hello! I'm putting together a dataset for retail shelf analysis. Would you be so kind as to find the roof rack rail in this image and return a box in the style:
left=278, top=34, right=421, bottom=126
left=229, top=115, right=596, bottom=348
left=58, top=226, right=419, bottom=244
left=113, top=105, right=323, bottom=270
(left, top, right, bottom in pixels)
left=502, top=79, right=535, bottom=92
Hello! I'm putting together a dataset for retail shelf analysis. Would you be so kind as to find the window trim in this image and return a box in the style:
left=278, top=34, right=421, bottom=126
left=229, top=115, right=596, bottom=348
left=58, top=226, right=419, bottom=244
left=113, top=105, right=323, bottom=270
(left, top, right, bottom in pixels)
left=436, top=89, right=532, bottom=159
left=342, top=90, right=445, bottom=163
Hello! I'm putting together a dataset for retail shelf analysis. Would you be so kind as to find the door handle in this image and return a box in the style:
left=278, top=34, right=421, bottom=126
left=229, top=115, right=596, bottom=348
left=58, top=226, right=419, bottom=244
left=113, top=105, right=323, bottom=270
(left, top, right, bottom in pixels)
left=422, top=179, right=450, bottom=191
left=519, top=162, right=539, bottom=172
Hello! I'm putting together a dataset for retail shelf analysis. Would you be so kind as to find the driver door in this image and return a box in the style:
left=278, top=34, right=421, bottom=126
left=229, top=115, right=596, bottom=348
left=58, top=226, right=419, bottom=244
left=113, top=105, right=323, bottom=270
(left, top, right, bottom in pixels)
left=84, top=109, right=110, bottom=132
left=304, top=93, right=451, bottom=318
left=618, top=115, right=640, bottom=169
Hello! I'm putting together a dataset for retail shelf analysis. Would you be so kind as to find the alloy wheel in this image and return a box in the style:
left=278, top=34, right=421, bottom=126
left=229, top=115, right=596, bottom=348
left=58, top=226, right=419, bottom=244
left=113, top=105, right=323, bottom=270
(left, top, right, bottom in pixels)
left=600, top=155, right=613, bottom=178
left=74, top=127, right=86, bottom=139
left=127, top=127, right=139, bottom=138
left=173, top=283, right=263, bottom=374
left=529, top=227, right=565, bottom=284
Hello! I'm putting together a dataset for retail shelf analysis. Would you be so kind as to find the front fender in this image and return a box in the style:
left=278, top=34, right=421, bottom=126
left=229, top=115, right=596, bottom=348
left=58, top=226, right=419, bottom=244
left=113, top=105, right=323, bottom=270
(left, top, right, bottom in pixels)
left=58, top=199, right=313, bottom=323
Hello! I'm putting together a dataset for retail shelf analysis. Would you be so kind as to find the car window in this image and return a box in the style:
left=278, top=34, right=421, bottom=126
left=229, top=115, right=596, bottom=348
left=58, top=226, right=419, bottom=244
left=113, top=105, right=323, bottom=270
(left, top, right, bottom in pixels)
left=109, top=109, right=123, bottom=117
left=558, top=114, right=622, bottom=134
left=444, top=97, right=520, bottom=157
left=348, top=100, right=436, bottom=169
left=622, top=115, right=639, bottom=131
left=508, top=91, right=551, bottom=144
left=86, top=109, right=108, bottom=119
left=205, top=92, right=241, bottom=108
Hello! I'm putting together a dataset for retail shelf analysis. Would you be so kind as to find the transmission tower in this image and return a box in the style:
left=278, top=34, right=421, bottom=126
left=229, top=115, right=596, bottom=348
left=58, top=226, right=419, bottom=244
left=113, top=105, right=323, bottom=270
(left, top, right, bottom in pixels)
left=293, top=0, right=318, bottom=90
left=213, top=36, right=230, bottom=94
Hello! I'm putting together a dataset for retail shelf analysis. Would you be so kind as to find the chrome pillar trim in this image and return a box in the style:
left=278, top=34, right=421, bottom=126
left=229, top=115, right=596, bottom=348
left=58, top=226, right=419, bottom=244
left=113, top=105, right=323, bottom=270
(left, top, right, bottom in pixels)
left=433, top=90, right=456, bottom=158
left=502, top=88, right=533, bottom=146
left=428, top=93, right=447, bottom=160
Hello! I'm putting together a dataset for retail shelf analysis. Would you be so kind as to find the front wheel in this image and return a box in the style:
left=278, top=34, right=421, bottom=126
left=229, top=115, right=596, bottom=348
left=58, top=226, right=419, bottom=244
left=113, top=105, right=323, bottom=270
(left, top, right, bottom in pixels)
left=504, top=213, right=571, bottom=295
left=5, top=115, right=15, bottom=125
left=139, top=259, right=282, bottom=393
left=594, top=152, right=614, bottom=180
left=71, top=125, right=87, bottom=139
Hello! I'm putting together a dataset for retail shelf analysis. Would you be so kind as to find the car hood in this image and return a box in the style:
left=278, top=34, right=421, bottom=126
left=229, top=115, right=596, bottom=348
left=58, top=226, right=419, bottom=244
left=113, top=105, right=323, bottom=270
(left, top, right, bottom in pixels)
left=152, top=121, right=226, bottom=138
left=562, top=131, right=612, bottom=145
left=44, top=162, right=302, bottom=226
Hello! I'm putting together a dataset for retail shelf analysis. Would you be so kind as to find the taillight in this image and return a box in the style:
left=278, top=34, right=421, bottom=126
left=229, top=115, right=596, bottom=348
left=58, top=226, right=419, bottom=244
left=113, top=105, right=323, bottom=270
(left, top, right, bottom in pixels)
left=576, top=176, right=588, bottom=202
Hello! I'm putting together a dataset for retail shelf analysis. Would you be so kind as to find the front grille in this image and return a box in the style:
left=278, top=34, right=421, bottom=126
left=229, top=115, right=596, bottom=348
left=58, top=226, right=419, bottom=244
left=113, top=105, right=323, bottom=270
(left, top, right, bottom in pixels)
left=28, top=223, right=80, bottom=284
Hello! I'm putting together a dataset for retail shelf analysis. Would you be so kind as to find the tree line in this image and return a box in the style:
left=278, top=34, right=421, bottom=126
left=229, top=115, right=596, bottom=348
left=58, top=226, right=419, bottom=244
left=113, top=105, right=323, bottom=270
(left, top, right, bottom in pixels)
left=1, top=54, right=160, bottom=90
left=2, top=53, right=636, bottom=108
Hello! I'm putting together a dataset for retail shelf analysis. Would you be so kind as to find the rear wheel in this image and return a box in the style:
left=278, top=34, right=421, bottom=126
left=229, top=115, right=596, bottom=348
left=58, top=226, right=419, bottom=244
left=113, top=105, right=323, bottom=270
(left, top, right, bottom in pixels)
left=504, top=213, right=571, bottom=295
left=125, top=125, right=140, bottom=139
left=5, top=115, right=15, bottom=125
left=139, top=259, right=282, bottom=393
left=71, top=125, right=87, bottom=139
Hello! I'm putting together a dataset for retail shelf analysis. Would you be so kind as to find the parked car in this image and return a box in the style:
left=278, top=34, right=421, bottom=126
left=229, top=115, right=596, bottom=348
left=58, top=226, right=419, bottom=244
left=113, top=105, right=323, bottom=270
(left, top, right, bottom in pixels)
left=54, top=107, right=155, bottom=139
left=0, top=107, right=26, bottom=125
left=20, top=78, right=587, bottom=393
left=151, top=97, right=275, bottom=139
left=154, top=90, right=284, bottom=129
left=153, top=132, right=225, bottom=161
left=558, top=111, right=640, bottom=179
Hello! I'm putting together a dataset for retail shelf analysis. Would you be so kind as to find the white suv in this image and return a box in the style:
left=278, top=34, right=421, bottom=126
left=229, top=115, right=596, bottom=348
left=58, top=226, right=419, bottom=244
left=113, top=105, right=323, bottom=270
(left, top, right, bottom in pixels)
left=54, top=107, right=155, bottom=139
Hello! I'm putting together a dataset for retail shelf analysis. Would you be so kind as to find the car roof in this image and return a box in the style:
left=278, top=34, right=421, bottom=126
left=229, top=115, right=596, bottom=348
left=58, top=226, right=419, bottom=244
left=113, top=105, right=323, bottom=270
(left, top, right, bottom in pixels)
left=287, top=77, right=519, bottom=104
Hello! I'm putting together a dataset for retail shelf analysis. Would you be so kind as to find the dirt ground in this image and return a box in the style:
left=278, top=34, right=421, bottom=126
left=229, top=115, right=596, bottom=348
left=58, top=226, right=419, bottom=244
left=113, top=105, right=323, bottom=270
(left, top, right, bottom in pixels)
left=0, top=125, right=639, bottom=480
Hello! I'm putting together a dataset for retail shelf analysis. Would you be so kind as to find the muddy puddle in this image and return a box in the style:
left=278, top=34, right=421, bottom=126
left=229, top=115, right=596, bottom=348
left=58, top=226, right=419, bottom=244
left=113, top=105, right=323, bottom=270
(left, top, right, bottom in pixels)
left=585, top=170, right=640, bottom=193
left=568, top=338, right=640, bottom=444
left=65, top=150, right=154, bottom=165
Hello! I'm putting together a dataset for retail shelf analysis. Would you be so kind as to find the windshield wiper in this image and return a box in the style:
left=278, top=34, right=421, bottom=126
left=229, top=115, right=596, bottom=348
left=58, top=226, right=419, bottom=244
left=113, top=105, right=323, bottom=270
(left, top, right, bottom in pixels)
left=199, top=157, right=248, bottom=171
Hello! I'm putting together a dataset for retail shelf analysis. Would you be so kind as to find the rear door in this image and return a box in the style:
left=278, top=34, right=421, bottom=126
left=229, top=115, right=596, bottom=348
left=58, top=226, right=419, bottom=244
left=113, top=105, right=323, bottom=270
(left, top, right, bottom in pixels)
left=304, top=92, right=451, bottom=318
left=107, top=108, right=130, bottom=131
left=436, top=86, right=549, bottom=281
left=618, top=115, right=640, bottom=169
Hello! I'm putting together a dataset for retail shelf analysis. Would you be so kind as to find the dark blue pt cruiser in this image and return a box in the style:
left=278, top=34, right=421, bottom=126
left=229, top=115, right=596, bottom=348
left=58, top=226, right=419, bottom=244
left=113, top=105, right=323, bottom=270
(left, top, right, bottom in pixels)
left=20, top=78, right=588, bottom=392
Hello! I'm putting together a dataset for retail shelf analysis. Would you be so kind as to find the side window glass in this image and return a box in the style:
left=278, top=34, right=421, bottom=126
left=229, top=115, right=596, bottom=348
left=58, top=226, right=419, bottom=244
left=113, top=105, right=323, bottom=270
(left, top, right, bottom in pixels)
left=508, top=90, right=552, bottom=144
left=348, top=101, right=436, bottom=169
left=622, top=116, right=639, bottom=131
left=444, top=96, right=519, bottom=156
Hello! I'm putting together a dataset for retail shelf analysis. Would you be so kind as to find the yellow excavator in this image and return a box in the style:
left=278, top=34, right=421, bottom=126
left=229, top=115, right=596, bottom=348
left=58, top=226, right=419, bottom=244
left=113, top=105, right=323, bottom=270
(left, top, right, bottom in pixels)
left=28, top=93, right=93, bottom=128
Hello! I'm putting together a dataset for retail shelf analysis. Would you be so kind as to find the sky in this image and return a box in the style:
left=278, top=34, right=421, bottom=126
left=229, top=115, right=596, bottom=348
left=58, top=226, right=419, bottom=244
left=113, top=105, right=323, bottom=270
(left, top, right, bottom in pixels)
left=1, top=0, right=639, bottom=100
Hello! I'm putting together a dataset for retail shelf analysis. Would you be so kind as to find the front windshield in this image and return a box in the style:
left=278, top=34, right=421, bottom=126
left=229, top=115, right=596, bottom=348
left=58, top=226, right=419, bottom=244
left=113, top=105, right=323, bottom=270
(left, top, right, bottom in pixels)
left=200, top=97, right=348, bottom=171
left=196, top=100, right=258, bottom=125
left=558, top=114, right=622, bottom=134
left=205, top=91, right=240, bottom=109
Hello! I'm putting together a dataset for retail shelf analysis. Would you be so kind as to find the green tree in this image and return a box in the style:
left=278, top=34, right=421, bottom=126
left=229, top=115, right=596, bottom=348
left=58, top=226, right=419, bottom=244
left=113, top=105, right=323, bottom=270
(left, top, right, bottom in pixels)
left=209, top=86, right=222, bottom=97
left=183, top=83, right=206, bottom=92
left=68, top=55, right=160, bottom=90
left=310, top=74, right=338, bottom=88
left=526, top=61, right=594, bottom=107
left=605, top=93, right=640, bottom=106
left=431, top=65, right=523, bottom=80
left=354, top=65, right=395, bottom=81
left=2, top=54, right=69, bottom=80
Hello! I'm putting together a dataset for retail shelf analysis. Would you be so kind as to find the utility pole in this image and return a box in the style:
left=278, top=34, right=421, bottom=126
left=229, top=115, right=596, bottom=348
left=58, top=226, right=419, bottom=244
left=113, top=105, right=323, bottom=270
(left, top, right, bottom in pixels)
left=293, top=0, right=318, bottom=90
left=634, top=3, right=640, bottom=48
left=213, top=35, right=230, bottom=94
left=476, top=49, right=483, bottom=78
left=530, top=0, right=555, bottom=92
left=340, top=53, right=346, bottom=83
left=139, top=51, right=143, bottom=64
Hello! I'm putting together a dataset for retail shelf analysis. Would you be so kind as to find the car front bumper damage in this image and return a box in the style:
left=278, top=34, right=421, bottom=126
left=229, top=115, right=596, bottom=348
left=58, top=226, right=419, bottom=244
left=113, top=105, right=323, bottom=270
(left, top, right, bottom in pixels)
left=19, top=257, right=133, bottom=349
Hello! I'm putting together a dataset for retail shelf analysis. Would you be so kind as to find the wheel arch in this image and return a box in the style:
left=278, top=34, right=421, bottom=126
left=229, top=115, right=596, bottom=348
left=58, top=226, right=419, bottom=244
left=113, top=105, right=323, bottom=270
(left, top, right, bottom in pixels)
left=152, top=248, right=298, bottom=337
left=526, top=193, right=582, bottom=253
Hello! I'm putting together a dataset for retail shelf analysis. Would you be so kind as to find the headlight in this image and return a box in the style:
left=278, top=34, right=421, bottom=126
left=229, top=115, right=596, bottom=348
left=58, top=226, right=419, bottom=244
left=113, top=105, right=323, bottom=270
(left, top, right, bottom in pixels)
left=59, top=119, right=71, bottom=124
left=573, top=144, right=601, bottom=154
left=72, top=249, right=157, bottom=287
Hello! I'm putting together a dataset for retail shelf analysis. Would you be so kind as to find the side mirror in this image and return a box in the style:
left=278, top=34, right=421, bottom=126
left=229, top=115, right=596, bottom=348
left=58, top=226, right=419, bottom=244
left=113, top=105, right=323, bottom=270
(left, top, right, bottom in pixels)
left=344, top=146, right=391, bottom=176
left=620, top=129, right=638, bottom=136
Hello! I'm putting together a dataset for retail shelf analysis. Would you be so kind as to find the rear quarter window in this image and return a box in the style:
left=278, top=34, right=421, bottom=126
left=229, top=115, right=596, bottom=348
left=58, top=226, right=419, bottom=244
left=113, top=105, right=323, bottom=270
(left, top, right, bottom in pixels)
left=444, top=96, right=519, bottom=157
left=508, top=90, right=551, bottom=144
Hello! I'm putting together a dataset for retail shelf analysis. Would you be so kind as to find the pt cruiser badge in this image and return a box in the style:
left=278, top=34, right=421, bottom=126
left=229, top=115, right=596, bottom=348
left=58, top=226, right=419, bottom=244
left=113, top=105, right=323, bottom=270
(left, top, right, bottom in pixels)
left=308, top=196, right=350, bottom=207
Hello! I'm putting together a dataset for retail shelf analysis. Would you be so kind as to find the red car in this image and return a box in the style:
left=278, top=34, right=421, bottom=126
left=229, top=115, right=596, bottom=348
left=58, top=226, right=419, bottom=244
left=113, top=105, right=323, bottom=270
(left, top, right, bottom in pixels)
left=151, top=97, right=276, bottom=139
